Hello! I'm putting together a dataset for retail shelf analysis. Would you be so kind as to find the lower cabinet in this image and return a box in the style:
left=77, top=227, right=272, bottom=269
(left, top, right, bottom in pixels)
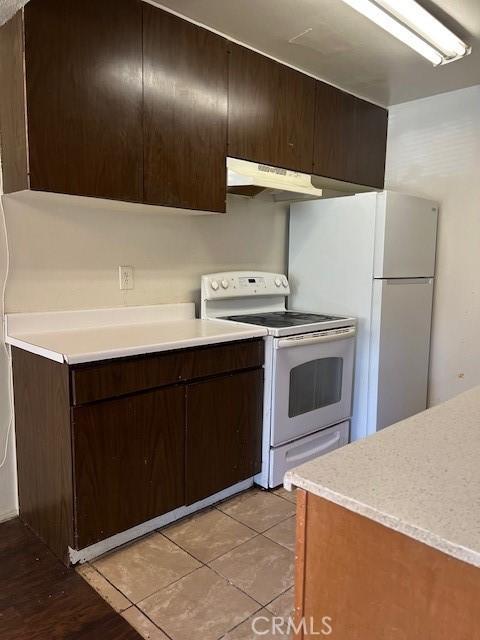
left=73, top=386, right=185, bottom=549
left=12, top=339, right=264, bottom=564
left=185, top=369, right=263, bottom=505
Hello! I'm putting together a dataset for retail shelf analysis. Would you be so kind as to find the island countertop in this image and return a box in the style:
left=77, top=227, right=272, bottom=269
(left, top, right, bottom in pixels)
left=285, top=386, right=480, bottom=568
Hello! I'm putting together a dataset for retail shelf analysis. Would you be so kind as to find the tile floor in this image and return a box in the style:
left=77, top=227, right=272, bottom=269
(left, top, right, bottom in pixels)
left=77, top=487, right=297, bottom=640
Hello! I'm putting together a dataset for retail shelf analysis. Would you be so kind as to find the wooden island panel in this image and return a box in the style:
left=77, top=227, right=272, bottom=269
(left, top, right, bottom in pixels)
left=295, top=490, right=480, bottom=639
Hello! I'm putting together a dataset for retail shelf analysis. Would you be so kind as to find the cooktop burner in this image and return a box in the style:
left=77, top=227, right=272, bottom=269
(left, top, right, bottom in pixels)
left=221, top=311, right=346, bottom=329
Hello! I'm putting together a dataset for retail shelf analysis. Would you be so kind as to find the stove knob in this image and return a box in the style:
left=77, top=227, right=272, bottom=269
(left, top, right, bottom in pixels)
left=274, top=278, right=282, bottom=287
left=282, top=277, right=289, bottom=288
left=210, top=280, right=219, bottom=291
left=221, top=279, right=229, bottom=289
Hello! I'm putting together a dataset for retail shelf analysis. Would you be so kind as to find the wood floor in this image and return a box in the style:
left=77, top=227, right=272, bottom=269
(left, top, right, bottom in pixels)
left=0, top=518, right=141, bottom=640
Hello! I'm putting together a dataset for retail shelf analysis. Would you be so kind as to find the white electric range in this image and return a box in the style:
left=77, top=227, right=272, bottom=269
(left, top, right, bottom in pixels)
left=201, top=271, right=357, bottom=488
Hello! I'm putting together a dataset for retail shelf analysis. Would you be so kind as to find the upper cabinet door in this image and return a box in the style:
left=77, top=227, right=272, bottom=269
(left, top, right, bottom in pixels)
left=24, top=0, right=143, bottom=202
left=313, top=82, right=388, bottom=188
left=143, top=6, right=228, bottom=213
left=228, top=44, right=316, bottom=173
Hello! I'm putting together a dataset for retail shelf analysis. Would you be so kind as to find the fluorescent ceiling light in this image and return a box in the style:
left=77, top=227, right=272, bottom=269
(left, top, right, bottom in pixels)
left=379, top=0, right=469, bottom=57
left=341, top=0, right=471, bottom=66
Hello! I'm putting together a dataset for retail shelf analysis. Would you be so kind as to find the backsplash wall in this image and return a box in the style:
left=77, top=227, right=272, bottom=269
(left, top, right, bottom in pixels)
left=3, top=193, right=289, bottom=313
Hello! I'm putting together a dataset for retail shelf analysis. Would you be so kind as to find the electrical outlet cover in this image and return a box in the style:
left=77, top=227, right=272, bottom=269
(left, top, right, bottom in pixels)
left=119, top=265, right=134, bottom=290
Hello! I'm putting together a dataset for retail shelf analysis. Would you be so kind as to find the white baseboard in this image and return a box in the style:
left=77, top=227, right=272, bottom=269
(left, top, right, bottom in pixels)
left=69, top=477, right=255, bottom=565
left=0, top=509, right=19, bottom=524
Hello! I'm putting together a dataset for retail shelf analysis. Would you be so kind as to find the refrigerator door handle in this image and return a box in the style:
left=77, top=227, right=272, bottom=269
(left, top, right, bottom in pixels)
left=384, top=278, right=433, bottom=285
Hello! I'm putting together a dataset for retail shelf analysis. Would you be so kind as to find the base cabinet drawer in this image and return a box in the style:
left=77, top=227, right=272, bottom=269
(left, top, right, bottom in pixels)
left=71, top=339, right=264, bottom=405
left=72, top=386, right=185, bottom=548
left=185, top=369, right=263, bottom=505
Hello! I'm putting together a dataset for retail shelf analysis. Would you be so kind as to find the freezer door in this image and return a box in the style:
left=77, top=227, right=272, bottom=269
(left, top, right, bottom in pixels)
left=368, top=278, right=434, bottom=433
left=374, top=192, right=438, bottom=278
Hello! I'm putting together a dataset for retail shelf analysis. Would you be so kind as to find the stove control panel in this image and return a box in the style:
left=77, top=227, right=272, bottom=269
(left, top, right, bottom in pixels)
left=239, top=276, right=266, bottom=289
left=202, top=272, right=290, bottom=299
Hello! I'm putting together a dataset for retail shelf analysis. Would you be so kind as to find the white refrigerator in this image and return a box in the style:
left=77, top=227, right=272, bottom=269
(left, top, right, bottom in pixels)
left=288, top=191, right=438, bottom=441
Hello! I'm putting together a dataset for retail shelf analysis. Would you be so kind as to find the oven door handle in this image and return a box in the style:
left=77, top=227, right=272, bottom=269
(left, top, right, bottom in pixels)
left=275, top=326, right=356, bottom=349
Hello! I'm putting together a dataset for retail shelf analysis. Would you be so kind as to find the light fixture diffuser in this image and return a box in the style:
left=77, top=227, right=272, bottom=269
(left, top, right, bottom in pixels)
left=341, top=0, right=470, bottom=66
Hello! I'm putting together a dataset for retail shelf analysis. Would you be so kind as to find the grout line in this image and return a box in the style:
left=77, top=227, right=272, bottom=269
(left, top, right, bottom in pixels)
left=92, top=545, right=202, bottom=608
left=205, top=560, right=264, bottom=606
left=88, top=563, right=135, bottom=605
left=272, top=489, right=298, bottom=506
left=206, top=545, right=294, bottom=611
left=160, top=528, right=261, bottom=565
left=204, top=533, right=295, bottom=609
left=135, top=563, right=203, bottom=607
left=262, top=583, right=295, bottom=613
left=78, top=563, right=135, bottom=610
left=263, top=512, right=296, bottom=533
left=132, top=560, right=265, bottom=640
left=130, top=604, right=176, bottom=640
left=215, top=505, right=296, bottom=534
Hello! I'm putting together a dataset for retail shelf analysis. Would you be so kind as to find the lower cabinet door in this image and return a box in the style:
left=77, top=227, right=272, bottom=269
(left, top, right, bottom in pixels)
left=72, top=386, right=185, bottom=548
left=185, top=369, right=263, bottom=505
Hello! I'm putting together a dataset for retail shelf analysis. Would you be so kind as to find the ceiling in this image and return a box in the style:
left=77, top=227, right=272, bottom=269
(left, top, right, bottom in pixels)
left=1, top=0, right=479, bottom=106
left=151, top=0, right=480, bottom=106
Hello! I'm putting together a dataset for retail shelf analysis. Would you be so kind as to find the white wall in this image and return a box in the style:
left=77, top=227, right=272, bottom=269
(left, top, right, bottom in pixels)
left=0, top=190, right=288, bottom=520
left=385, top=84, right=480, bottom=405
left=3, top=193, right=288, bottom=312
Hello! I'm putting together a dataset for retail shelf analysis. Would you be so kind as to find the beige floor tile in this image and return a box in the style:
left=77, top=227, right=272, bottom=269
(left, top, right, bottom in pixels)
left=273, top=487, right=297, bottom=504
left=93, top=532, right=201, bottom=603
left=222, top=609, right=293, bottom=639
left=217, top=489, right=296, bottom=533
left=76, top=563, right=131, bottom=612
left=209, top=535, right=294, bottom=605
left=162, top=508, right=256, bottom=562
left=122, top=607, right=169, bottom=640
left=139, top=566, right=260, bottom=640
left=263, top=516, right=296, bottom=552
left=265, top=587, right=295, bottom=619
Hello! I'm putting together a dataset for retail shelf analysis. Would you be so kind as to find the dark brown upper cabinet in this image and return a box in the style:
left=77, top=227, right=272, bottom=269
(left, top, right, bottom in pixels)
left=0, top=0, right=388, bottom=207
left=313, top=82, right=388, bottom=189
left=143, top=7, right=228, bottom=213
left=228, top=44, right=316, bottom=174
left=24, top=0, right=144, bottom=202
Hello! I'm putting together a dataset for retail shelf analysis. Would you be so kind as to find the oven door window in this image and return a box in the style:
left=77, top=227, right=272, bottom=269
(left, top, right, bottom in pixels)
left=288, top=357, right=343, bottom=418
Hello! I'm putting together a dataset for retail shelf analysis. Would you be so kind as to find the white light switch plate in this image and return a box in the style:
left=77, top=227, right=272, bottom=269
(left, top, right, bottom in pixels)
left=119, top=265, right=134, bottom=290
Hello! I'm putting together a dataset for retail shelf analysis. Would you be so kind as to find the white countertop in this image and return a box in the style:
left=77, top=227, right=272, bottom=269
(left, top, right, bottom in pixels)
left=285, top=386, right=480, bottom=568
left=5, top=304, right=267, bottom=364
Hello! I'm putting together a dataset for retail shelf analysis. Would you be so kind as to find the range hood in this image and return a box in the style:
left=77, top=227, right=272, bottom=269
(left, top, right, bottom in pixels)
left=227, top=157, right=323, bottom=201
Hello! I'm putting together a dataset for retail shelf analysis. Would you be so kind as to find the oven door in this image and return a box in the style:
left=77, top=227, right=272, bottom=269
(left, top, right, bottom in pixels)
left=271, top=327, right=355, bottom=446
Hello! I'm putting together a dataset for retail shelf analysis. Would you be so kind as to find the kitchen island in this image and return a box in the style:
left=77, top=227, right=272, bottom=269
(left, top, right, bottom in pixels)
left=285, top=386, right=480, bottom=639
